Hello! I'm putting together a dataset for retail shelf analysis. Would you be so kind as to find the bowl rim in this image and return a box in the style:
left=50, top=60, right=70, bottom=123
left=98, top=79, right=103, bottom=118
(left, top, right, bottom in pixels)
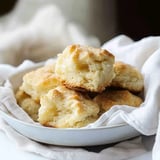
left=0, top=109, right=127, bottom=131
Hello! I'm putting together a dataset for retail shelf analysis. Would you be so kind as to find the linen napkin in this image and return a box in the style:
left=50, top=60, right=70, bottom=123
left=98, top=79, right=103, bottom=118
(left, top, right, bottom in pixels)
left=0, top=35, right=160, bottom=160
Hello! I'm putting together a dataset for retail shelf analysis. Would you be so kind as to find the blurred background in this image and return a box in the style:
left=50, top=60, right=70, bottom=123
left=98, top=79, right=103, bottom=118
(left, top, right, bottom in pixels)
left=1, top=0, right=160, bottom=44
left=1, top=0, right=160, bottom=66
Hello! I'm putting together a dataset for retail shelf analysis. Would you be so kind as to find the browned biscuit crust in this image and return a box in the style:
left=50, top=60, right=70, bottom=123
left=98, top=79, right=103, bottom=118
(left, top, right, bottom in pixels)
left=111, top=61, right=144, bottom=92
left=94, top=89, right=143, bottom=114
left=21, top=63, right=61, bottom=101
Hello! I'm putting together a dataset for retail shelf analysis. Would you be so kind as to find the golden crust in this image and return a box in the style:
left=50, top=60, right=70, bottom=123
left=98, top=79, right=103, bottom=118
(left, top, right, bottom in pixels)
left=94, top=89, right=143, bottom=113
left=38, top=86, right=100, bottom=128
left=15, top=89, right=40, bottom=121
left=111, top=61, right=144, bottom=92
left=55, top=44, right=115, bottom=92
left=21, top=63, right=61, bottom=101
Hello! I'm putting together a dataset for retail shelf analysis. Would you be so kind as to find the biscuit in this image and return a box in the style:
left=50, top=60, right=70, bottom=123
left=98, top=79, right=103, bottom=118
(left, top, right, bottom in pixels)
left=55, top=44, right=115, bottom=92
left=111, top=61, right=144, bottom=92
left=38, top=86, right=100, bottom=128
left=21, top=63, right=61, bottom=101
left=16, top=89, right=40, bottom=121
left=94, top=89, right=143, bottom=113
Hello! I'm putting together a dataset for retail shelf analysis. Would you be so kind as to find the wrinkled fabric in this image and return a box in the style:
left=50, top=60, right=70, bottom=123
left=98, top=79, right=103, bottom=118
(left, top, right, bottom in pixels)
left=0, top=2, right=100, bottom=66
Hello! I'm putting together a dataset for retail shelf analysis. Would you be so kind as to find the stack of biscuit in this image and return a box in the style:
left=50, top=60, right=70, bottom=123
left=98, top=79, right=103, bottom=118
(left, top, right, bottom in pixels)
left=16, top=44, right=144, bottom=128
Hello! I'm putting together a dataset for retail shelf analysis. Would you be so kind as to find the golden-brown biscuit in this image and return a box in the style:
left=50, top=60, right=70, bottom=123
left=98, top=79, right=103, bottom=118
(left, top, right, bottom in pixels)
left=21, top=63, right=61, bottom=102
left=16, top=89, right=40, bottom=121
left=111, top=61, right=144, bottom=92
left=93, top=89, right=143, bottom=114
left=55, top=44, right=115, bottom=92
left=38, top=86, right=100, bottom=128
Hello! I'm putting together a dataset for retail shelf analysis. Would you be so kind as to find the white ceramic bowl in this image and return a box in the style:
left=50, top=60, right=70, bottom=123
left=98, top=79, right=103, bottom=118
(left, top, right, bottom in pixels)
left=0, top=63, right=140, bottom=146
left=0, top=110, right=140, bottom=146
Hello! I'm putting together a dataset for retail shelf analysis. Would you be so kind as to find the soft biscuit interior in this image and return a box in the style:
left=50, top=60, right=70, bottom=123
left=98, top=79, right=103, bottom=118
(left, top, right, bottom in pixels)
left=55, top=44, right=115, bottom=92
left=16, top=89, right=40, bottom=121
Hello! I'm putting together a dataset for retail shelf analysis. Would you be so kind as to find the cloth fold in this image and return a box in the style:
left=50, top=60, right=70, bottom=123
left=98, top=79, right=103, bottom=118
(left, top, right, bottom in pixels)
left=153, top=113, right=160, bottom=160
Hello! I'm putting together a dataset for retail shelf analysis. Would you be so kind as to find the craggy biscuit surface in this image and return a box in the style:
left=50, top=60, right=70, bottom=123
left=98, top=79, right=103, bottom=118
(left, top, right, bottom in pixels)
left=111, top=61, right=144, bottom=92
left=21, top=64, right=61, bottom=101
left=38, top=86, right=100, bottom=128
left=94, top=89, right=143, bottom=113
left=15, top=44, right=145, bottom=128
left=55, top=44, right=115, bottom=92
left=16, top=89, right=40, bottom=121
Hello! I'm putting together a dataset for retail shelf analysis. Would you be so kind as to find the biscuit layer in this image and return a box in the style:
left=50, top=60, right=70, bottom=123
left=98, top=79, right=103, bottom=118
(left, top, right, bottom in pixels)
left=38, top=86, right=100, bottom=128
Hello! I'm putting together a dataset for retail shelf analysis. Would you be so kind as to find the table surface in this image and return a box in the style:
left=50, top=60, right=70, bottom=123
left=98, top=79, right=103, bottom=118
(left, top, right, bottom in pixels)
left=0, top=131, right=47, bottom=160
left=0, top=131, right=152, bottom=160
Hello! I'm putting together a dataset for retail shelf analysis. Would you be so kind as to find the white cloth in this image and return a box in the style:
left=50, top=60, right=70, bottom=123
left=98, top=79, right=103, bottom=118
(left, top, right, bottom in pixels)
left=0, top=35, right=159, bottom=160
left=152, top=113, right=160, bottom=160
left=0, top=1, right=100, bottom=65
left=101, top=35, right=160, bottom=136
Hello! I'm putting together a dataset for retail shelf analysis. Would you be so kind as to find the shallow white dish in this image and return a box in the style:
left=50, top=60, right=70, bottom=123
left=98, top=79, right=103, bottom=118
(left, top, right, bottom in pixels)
left=0, top=63, right=141, bottom=146
left=0, top=110, right=140, bottom=146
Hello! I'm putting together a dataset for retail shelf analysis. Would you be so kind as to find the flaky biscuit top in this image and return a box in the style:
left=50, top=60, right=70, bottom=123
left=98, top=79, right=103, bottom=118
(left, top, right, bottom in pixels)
left=21, top=64, right=61, bottom=101
left=38, top=85, right=100, bottom=128
left=55, top=44, right=115, bottom=92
